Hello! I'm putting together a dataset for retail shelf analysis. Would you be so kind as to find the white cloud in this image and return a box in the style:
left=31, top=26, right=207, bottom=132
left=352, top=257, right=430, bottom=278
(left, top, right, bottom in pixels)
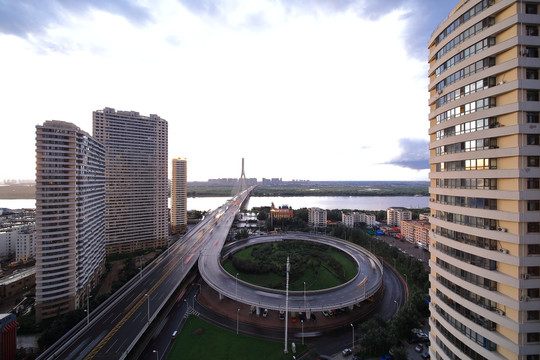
left=0, top=0, right=433, bottom=182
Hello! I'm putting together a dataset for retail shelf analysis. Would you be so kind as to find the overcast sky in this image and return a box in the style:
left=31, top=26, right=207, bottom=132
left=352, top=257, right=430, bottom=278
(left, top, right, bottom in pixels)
left=0, top=0, right=458, bottom=182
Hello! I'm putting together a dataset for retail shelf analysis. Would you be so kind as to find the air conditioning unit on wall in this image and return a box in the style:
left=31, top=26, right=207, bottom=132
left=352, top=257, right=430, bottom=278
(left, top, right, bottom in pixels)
left=495, top=309, right=505, bottom=316
left=499, top=248, right=509, bottom=254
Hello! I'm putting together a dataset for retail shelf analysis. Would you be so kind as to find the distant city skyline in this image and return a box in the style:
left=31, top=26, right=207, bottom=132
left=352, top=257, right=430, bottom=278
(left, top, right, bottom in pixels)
left=0, top=0, right=458, bottom=182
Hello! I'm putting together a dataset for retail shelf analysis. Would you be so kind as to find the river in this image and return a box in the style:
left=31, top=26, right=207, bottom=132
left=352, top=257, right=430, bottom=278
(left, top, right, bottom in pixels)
left=1, top=196, right=429, bottom=212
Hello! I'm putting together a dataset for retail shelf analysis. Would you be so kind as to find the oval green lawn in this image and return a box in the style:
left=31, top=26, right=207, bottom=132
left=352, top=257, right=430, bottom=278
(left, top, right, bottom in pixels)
left=222, top=240, right=357, bottom=291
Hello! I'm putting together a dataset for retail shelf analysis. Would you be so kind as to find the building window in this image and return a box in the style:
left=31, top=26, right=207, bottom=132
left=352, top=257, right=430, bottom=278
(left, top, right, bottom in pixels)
left=527, top=112, right=539, bottom=123
left=526, top=3, right=538, bottom=14
left=529, top=135, right=540, bottom=145
left=529, top=244, right=540, bottom=255
left=528, top=222, right=540, bottom=233
left=529, top=288, right=540, bottom=298
left=527, top=333, right=540, bottom=343
left=524, top=47, right=539, bottom=57
left=527, top=90, right=540, bottom=101
left=526, top=68, right=539, bottom=79
left=527, top=25, right=539, bottom=36
left=528, top=156, right=540, bottom=167
left=529, top=200, right=540, bottom=211
left=528, top=178, right=540, bottom=189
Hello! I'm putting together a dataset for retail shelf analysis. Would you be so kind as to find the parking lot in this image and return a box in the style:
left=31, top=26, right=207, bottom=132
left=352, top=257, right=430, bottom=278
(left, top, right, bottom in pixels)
left=377, top=234, right=430, bottom=271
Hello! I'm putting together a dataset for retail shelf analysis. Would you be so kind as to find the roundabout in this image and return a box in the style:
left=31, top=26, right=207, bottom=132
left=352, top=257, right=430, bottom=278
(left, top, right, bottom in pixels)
left=198, top=233, right=384, bottom=316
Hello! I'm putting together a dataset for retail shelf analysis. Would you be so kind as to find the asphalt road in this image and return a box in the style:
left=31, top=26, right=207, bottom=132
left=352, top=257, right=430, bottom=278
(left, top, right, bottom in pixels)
left=199, top=233, right=384, bottom=312
left=40, top=189, right=252, bottom=360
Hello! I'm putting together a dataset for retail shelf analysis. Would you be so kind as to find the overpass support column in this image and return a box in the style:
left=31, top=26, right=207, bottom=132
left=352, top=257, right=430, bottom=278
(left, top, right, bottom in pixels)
left=256, top=306, right=260, bottom=316
left=218, top=293, right=223, bottom=301
left=306, top=310, right=311, bottom=320
left=349, top=305, right=354, bottom=311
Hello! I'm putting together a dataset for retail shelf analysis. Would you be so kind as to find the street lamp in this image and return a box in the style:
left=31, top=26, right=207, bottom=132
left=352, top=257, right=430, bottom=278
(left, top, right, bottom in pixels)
left=394, top=300, right=398, bottom=314
left=236, top=273, right=239, bottom=300
left=86, top=292, right=91, bottom=325
left=153, top=349, right=159, bottom=360
left=301, top=320, right=304, bottom=345
left=303, top=282, right=306, bottom=311
left=236, top=308, right=240, bottom=335
left=403, top=273, right=408, bottom=284
left=145, top=293, right=150, bottom=323
left=350, top=323, right=355, bottom=349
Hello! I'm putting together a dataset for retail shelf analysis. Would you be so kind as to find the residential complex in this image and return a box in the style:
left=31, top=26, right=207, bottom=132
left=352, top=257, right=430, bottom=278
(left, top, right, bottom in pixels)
left=386, top=207, right=412, bottom=227
left=429, top=1, right=540, bottom=360
left=400, top=220, right=430, bottom=248
left=171, top=158, right=187, bottom=233
left=342, top=212, right=376, bottom=228
left=93, top=108, right=168, bottom=254
left=0, top=225, right=34, bottom=262
left=35, top=121, right=105, bottom=322
left=308, top=207, right=327, bottom=228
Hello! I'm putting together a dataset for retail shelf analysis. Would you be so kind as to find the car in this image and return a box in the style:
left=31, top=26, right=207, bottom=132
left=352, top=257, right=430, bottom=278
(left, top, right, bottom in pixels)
left=415, top=344, right=423, bottom=352
left=262, top=308, right=268, bottom=317
left=342, top=348, right=352, bottom=356
left=380, top=355, right=392, bottom=360
left=310, top=313, right=317, bottom=321
left=279, top=310, right=285, bottom=320
left=322, top=310, right=329, bottom=317
left=421, top=352, right=430, bottom=359
left=411, top=328, right=422, bottom=334
left=328, top=310, right=334, bottom=316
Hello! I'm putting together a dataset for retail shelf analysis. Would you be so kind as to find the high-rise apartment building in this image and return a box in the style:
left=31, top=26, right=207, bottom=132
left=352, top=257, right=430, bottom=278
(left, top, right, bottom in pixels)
left=93, top=107, right=168, bottom=254
left=171, top=158, right=187, bottom=233
left=35, top=121, right=105, bottom=322
left=386, top=207, right=412, bottom=227
left=308, top=207, right=327, bottom=228
left=429, top=1, right=540, bottom=359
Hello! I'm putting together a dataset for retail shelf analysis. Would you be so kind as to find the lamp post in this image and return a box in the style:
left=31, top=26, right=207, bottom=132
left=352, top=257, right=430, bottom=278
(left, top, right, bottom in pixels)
left=403, top=273, right=408, bottom=284
left=301, top=320, right=304, bottom=345
left=236, top=308, right=240, bottom=335
left=350, top=323, right=355, bottom=349
left=145, top=293, right=150, bottom=323
left=153, top=349, right=159, bottom=360
left=303, top=282, right=306, bottom=310
left=86, top=291, right=91, bottom=325
left=236, top=273, right=239, bottom=300
left=394, top=300, right=399, bottom=315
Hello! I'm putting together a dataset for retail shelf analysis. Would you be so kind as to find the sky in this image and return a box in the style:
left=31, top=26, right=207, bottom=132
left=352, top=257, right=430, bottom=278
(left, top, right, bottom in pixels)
left=0, top=0, right=458, bottom=182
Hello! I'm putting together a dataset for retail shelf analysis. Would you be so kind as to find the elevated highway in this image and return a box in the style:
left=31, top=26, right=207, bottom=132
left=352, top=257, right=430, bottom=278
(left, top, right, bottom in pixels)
left=38, top=188, right=253, bottom=360
left=199, top=233, right=384, bottom=314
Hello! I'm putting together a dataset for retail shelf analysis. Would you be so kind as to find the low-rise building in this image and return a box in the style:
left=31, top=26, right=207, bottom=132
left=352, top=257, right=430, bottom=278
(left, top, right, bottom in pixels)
left=0, top=313, right=18, bottom=360
left=400, top=220, right=430, bottom=248
left=270, top=203, right=293, bottom=220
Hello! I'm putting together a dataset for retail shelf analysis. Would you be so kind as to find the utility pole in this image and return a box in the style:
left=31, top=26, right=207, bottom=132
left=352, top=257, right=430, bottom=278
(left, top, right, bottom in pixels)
left=284, top=256, right=290, bottom=354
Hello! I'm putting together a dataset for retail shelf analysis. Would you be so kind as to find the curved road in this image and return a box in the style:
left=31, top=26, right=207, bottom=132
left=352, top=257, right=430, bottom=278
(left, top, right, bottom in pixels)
left=199, top=233, right=384, bottom=312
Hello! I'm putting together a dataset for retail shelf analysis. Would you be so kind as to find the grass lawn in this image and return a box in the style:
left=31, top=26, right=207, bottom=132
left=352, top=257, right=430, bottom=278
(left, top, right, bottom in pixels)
left=168, top=316, right=307, bottom=360
left=222, top=241, right=358, bottom=291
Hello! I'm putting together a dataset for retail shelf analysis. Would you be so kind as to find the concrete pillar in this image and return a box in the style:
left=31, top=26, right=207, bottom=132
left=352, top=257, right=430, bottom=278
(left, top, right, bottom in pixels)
left=306, top=310, right=311, bottom=320
left=256, top=306, right=260, bottom=316
left=218, top=293, right=223, bottom=301
left=348, top=305, right=354, bottom=311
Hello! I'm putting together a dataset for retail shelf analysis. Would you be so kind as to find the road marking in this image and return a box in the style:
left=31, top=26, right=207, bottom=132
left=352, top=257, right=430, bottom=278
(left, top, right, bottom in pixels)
left=83, top=249, right=190, bottom=360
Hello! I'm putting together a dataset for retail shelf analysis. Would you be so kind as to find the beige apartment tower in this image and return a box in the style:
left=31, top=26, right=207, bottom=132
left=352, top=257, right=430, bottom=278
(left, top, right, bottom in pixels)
left=429, top=1, right=540, bottom=360
left=35, top=121, right=105, bottom=322
left=171, top=158, right=187, bottom=233
left=93, top=108, right=168, bottom=254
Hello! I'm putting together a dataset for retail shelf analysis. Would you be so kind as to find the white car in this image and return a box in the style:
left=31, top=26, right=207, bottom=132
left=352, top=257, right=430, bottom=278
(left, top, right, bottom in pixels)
left=262, top=308, right=268, bottom=317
